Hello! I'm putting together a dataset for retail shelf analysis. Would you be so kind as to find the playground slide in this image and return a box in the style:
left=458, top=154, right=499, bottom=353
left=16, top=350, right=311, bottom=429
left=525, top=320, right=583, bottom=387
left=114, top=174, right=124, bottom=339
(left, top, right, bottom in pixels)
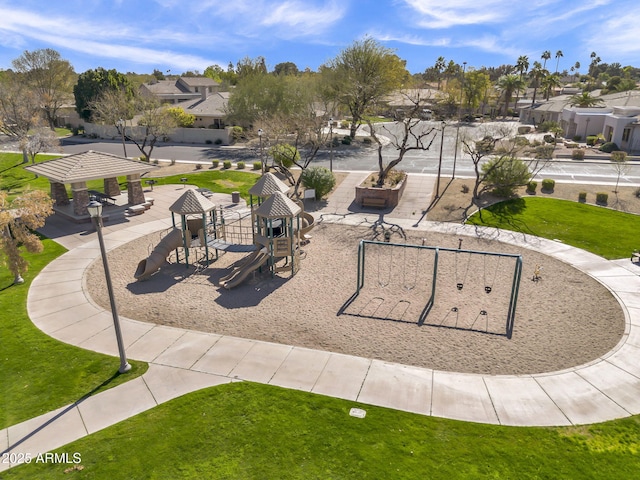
left=220, top=251, right=270, bottom=289
left=134, top=228, right=184, bottom=281
left=298, top=211, right=315, bottom=237
left=218, top=249, right=262, bottom=284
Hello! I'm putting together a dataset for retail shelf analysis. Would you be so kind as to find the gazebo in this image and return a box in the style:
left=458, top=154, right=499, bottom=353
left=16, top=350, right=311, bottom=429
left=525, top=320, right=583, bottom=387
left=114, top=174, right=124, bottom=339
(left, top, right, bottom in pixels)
left=25, top=150, right=159, bottom=217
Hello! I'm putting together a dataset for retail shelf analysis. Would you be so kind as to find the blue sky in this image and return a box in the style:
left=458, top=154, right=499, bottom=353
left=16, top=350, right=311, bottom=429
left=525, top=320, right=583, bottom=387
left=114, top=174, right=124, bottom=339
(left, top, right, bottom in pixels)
left=1, top=0, right=638, bottom=75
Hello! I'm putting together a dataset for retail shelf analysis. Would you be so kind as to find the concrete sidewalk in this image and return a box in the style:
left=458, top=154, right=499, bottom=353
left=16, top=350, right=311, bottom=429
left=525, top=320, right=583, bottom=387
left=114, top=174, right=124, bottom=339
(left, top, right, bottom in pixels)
left=4, top=177, right=640, bottom=470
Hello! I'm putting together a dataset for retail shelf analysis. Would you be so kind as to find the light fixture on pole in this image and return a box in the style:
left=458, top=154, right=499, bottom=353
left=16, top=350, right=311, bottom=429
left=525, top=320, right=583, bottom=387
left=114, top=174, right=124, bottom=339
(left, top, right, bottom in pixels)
left=87, top=200, right=131, bottom=374
left=435, top=121, right=446, bottom=198
left=328, top=118, right=334, bottom=172
left=257, top=128, right=264, bottom=174
left=116, top=119, right=127, bottom=158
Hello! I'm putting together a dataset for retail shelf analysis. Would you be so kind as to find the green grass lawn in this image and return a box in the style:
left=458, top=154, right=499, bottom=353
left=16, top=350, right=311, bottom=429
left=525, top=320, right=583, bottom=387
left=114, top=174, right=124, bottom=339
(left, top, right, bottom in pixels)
left=0, top=153, right=58, bottom=198
left=0, top=240, right=147, bottom=429
left=467, top=196, right=640, bottom=259
left=151, top=169, right=259, bottom=200
left=5, top=382, right=640, bottom=479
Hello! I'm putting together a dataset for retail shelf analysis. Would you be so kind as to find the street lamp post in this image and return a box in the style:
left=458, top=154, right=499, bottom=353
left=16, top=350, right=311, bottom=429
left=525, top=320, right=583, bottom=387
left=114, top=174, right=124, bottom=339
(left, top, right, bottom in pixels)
left=435, top=121, right=446, bottom=198
left=258, top=129, right=264, bottom=174
left=116, top=119, right=127, bottom=158
left=328, top=118, right=334, bottom=172
left=87, top=200, right=131, bottom=374
left=452, top=61, right=467, bottom=180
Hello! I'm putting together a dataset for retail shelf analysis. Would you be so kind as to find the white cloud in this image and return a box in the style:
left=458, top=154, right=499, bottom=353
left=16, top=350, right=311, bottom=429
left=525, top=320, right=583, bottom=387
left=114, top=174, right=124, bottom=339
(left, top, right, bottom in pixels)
left=402, top=0, right=511, bottom=28
left=261, top=1, right=346, bottom=36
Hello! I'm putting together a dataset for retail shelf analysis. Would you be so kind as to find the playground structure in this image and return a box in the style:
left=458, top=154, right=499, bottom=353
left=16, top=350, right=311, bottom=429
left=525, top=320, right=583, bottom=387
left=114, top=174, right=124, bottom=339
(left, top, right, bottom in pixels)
left=134, top=173, right=315, bottom=286
left=341, top=240, right=523, bottom=338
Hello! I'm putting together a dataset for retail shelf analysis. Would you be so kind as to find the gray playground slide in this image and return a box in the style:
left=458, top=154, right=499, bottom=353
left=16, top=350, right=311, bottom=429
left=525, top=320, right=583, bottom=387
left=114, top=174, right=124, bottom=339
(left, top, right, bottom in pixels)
left=134, top=228, right=184, bottom=281
left=219, top=251, right=270, bottom=289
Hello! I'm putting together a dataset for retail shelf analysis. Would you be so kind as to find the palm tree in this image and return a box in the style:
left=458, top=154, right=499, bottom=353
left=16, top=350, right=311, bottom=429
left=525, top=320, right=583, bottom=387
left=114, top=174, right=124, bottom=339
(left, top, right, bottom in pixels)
left=568, top=91, right=604, bottom=107
left=541, top=50, right=551, bottom=69
left=514, top=55, right=529, bottom=109
left=573, top=61, right=581, bottom=82
left=554, top=50, right=563, bottom=74
left=542, top=73, right=562, bottom=100
left=529, top=61, right=547, bottom=107
left=496, top=74, right=526, bottom=118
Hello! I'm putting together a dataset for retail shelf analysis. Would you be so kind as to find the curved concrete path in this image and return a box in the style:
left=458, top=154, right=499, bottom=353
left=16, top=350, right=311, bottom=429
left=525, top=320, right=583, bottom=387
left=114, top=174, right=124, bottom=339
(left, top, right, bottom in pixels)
left=4, top=181, right=640, bottom=469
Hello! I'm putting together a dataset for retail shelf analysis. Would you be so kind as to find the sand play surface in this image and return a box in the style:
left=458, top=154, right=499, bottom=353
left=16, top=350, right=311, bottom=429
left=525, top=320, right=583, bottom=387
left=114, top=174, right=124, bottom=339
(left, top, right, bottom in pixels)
left=86, top=222, right=625, bottom=375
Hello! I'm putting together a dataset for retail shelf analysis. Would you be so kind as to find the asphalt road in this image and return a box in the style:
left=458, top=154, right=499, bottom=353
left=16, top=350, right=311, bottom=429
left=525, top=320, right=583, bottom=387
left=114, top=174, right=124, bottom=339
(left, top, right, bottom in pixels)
left=57, top=124, right=640, bottom=187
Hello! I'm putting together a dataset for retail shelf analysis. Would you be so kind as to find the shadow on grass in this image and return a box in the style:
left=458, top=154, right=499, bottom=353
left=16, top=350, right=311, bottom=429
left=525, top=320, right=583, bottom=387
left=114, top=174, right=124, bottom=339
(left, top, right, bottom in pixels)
left=473, top=198, right=538, bottom=236
left=1, top=371, right=127, bottom=455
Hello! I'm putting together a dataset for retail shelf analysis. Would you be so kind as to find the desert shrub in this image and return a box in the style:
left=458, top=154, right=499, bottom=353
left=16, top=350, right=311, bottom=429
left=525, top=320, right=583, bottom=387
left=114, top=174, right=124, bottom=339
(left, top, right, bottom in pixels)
left=237, top=161, right=245, bottom=169
left=230, top=126, right=244, bottom=141
left=543, top=134, right=555, bottom=144
left=517, top=126, right=532, bottom=134
left=342, top=136, right=352, bottom=145
left=573, top=135, right=581, bottom=142
left=596, top=192, right=608, bottom=205
left=572, top=148, right=585, bottom=160
left=214, top=138, right=223, bottom=145
left=340, top=120, right=350, bottom=129
left=300, top=166, right=336, bottom=200
left=331, top=137, right=341, bottom=147
left=461, top=184, right=469, bottom=194
left=252, top=161, right=262, bottom=171
left=205, top=139, right=212, bottom=144
left=362, top=137, right=372, bottom=145
left=611, top=150, right=627, bottom=162
left=526, top=181, right=537, bottom=193
left=387, top=170, right=406, bottom=187
left=578, top=191, right=587, bottom=202
left=211, top=159, right=219, bottom=168
left=223, top=160, right=232, bottom=169
left=538, top=120, right=560, bottom=133
left=170, top=159, right=176, bottom=166
left=195, top=163, right=203, bottom=170
left=514, top=136, right=530, bottom=147
left=541, top=178, right=555, bottom=191
left=481, top=156, right=531, bottom=197
left=599, top=142, right=619, bottom=153
left=269, top=143, right=299, bottom=168
left=564, top=141, right=578, bottom=148
left=535, top=145, right=555, bottom=159
left=586, top=135, right=598, bottom=146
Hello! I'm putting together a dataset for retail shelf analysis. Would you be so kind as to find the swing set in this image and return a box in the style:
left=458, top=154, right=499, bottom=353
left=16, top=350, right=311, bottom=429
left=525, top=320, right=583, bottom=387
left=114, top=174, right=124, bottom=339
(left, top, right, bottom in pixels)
left=346, top=239, right=523, bottom=338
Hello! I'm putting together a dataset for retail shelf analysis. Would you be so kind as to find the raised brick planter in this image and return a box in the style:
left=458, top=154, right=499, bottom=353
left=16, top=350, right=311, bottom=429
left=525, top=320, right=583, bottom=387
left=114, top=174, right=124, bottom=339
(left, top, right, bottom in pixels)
left=355, top=174, right=407, bottom=209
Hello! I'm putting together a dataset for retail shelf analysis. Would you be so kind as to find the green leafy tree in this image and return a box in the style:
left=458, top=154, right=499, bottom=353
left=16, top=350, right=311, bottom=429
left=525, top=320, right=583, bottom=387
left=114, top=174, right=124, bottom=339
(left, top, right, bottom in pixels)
left=166, top=107, right=195, bottom=127
left=11, top=48, right=76, bottom=129
left=269, top=143, right=300, bottom=168
left=554, top=50, right=563, bottom=74
left=541, top=72, right=562, bottom=100
left=462, top=70, right=491, bottom=112
left=74, top=67, right=134, bottom=121
left=273, top=62, right=299, bottom=76
left=529, top=61, right=547, bottom=107
left=321, top=37, right=409, bottom=138
left=568, top=91, right=604, bottom=107
left=0, top=190, right=53, bottom=284
left=482, top=156, right=531, bottom=197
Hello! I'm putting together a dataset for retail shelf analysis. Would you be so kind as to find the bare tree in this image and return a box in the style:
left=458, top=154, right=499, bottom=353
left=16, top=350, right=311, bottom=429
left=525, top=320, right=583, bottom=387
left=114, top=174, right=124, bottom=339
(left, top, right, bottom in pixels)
left=0, top=190, right=53, bottom=284
left=20, top=127, right=62, bottom=164
left=0, top=74, right=44, bottom=163
left=367, top=95, right=438, bottom=187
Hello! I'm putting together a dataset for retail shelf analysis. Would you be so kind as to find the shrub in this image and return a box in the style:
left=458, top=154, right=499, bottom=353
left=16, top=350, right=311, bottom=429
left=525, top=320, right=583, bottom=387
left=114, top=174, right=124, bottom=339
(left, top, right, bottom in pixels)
left=461, top=184, right=469, bottom=194
left=195, top=163, right=203, bottom=170
left=340, top=120, right=350, bottom=129
left=586, top=135, right=598, bottom=146
left=301, top=166, right=336, bottom=200
left=599, top=142, right=619, bottom=153
left=252, top=161, right=262, bottom=171
left=611, top=150, right=627, bottom=162
left=214, top=138, right=223, bottom=145
left=573, top=135, right=581, bottom=142
left=572, top=148, right=585, bottom=160
left=223, top=160, right=232, bottom=169
left=237, top=161, right=245, bottom=169
left=211, top=159, right=219, bottom=168
left=541, top=178, right=555, bottom=192
left=269, top=143, right=299, bottom=168
left=538, top=120, right=560, bottom=133
left=596, top=192, right=608, bottom=205
left=535, top=145, right=555, bottom=159
left=481, top=156, right=531, bottom=197
left=578, top=191, right=587, bottom=202
left=517, top=126, right=532, bottom=134
left=526, top=181, right=537, bottom=194
left=331, top=137, right=341, bottom=147
left=205, top=139, right=212, bottom=144
left=514, top=136, right=530, bottom=147
left=230, top=126, right=243, bottom=141
left=341, top=136, right=352, bottom=145
left=543, top=134, right=555, bottom=144
left=170, top=159, right=176, bottom=166
left=362, top=137, right=372, bottom=145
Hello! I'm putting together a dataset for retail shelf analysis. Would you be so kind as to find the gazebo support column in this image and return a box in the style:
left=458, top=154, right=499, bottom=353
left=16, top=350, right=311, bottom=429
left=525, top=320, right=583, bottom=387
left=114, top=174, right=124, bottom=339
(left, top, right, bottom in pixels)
left=104, top=177, right=121, bottom=197
left=126, top=174, right=145, bottom=205
left=50, top=182, right=69, bottom=206
left=71, top=182, right=90, bottom=216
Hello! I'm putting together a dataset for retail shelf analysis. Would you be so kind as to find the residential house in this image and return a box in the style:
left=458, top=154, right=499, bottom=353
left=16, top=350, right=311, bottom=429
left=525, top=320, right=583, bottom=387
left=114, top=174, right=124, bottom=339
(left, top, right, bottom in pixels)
left=175, top=90, right=230, bottom=129
left=140, top=77, right=220, bottom=104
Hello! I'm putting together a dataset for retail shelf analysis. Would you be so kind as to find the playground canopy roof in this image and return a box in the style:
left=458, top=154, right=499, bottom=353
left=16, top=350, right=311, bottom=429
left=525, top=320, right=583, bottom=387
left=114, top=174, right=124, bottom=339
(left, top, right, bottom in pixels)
left=254, top=191, right=301, bottom=219
left=169, top=189, right=216, bottom=215
left=24, top=150, right=159, bottom=183
left=248, top=172, right=290, bottom=198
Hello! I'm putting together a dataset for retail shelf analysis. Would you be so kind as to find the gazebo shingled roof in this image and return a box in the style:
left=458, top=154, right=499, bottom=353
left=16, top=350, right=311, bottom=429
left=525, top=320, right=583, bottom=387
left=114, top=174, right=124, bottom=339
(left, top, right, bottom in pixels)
left=169, top=189, right=216, bottom=215
left=254, top=191, right=301, bottom=219
left=248, top=172, right=290, bottom=198
left=24, top=150, right=159, bottom=183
